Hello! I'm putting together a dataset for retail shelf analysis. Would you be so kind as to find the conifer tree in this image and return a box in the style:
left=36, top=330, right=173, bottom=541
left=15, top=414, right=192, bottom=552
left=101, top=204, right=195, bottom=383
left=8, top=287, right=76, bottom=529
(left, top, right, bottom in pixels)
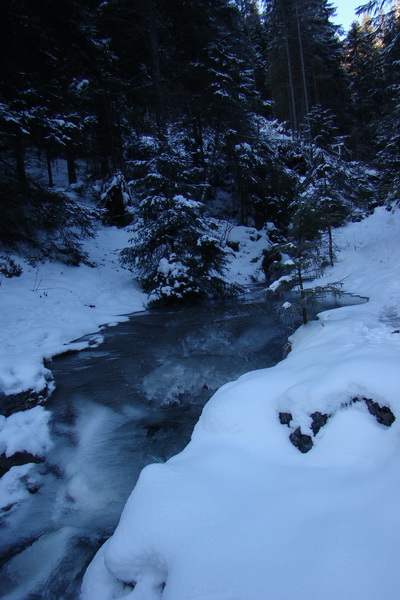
left=375, top=4, right=400, bottom=204
left=343, top=19, right=383, bottom=159
left=353, top=1, right=400, bottom=203
left=120, top=134, right=237, bottom=304
left=264, top=0, right=349, bottom=135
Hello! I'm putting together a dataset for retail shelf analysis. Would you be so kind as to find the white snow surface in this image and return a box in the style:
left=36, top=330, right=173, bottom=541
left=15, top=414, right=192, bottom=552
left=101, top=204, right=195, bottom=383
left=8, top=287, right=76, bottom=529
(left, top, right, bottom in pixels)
left=0, top=406, right=52, bottom=458
left=82, top=207, right=400, bottom=600
left=224, top=224, right=269, bottom=284
left=0, top=225, right=146, bottom=398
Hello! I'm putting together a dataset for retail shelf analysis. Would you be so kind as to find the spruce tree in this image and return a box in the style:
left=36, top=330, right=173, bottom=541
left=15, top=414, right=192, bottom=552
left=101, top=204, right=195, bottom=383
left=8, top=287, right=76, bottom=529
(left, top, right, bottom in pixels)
left=120, top=134, right=237, bottom=304
left=343, top=19, right=384, bottom=159
left=264, top=0, right=350, bottom=135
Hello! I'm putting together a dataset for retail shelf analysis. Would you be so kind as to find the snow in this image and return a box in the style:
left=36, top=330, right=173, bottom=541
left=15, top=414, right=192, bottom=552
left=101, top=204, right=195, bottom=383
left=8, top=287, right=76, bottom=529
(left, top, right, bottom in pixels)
left=173, top=195, right=202, bottom=210
left=0, top=406, right=52, bottom=458
left=0, top=463, right=39, bottom=510
left=224, top=224, right=270, bottom=284
left=268, top=274, right=293, bottom=291
left=157, top=257, right=172, bottom=276
left=0, top=224, right=146, bottom=508
left=82, top=207, right=400, bottom=600
left=0, top=226, right=146, bottom=398
left=75, top=78, right=89, bottom=91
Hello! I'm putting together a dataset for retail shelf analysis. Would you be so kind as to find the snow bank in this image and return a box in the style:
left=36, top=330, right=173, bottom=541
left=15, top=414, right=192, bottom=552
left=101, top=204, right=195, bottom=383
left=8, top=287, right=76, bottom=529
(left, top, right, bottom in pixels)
left=0, top=228, right=147, bottom=396
left=0, top=225, right=146, bottom=506
left=82, top=207, right=400, bottom=600
left=0, top=226, right=146, bottom=399
left=0, top=405, right=51, bottom=458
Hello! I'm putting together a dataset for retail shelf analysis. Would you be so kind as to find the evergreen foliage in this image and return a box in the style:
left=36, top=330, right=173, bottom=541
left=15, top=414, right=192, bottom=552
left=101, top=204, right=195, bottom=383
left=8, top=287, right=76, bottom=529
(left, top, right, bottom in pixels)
left=0, top=255, right=22, bottom=279
left=298, top=107, right=372, bottom=261
left=120, top=132, right=238, bottom=303
left=0, top=178, right=96, bottom=265
left=264, top=0, right=349, bottom=135
left=374, top=6, right=400, bottom=206
left=0, top=0, right=398, bottom=302
left=121, top=194, right=236, bottom=304
left=343, top=19, right=384, bottom=159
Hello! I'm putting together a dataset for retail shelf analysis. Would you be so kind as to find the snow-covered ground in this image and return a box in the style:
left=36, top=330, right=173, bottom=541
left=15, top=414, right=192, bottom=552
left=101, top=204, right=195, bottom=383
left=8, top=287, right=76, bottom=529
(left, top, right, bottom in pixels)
left=0, top=226, right=147, bottom=398
left=81, top=207, right=400, bottom=600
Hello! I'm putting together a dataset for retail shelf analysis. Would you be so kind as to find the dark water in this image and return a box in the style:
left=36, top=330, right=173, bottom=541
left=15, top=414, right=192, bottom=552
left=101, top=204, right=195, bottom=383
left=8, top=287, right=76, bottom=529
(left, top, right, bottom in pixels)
left=0, top=289, right=360, bottom=599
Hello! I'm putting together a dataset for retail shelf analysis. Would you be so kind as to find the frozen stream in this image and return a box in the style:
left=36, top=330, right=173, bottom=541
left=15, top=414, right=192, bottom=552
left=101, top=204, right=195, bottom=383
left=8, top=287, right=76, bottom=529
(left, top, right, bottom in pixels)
left=0, top=289, right=358, bottom=599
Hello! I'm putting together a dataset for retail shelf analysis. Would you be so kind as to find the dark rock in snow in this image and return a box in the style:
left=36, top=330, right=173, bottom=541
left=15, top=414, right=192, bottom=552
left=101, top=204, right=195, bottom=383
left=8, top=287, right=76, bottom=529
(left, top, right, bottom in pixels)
left=0, top=451, right=44, bottom=478
left=289, top=427, right=313, bottom=453
left=279, top=412, right=293, bottom=426
left=350, top=396, right=396, bottom=426
left=0, top=385, right=51, bottom=418
left=226, top=240, right=240, bottom=253
left=364, top=398, right=396, bottom=427
left=310, top=411, right=329, bottom=435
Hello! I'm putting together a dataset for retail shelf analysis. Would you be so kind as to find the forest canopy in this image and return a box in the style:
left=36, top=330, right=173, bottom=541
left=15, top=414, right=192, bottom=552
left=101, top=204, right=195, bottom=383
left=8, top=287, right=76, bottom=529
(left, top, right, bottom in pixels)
left=0, top=0, right=399, bottom=298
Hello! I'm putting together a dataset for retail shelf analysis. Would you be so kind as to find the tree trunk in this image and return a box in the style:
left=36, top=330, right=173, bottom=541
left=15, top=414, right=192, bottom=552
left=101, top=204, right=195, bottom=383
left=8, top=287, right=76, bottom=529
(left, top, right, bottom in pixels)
left=281, top=5, right=298, bottom=135
left=201, top=118, right=221, bottom=204
left=327, top=225, right=334, bottom=267
left=147, top=0, right=165, bottom=139
left=66, top=146, right=77, bottom=185
left=94, top=92, right=113, bottom=177
left=46, top=146, right=54, bottom=187
left=14, top=135, right=28, bottom=188
left=295, top=0, right=309, bottom=127
left=297, top=264, right=308, bottom=325
left=191, top=113, right=205, bottom=168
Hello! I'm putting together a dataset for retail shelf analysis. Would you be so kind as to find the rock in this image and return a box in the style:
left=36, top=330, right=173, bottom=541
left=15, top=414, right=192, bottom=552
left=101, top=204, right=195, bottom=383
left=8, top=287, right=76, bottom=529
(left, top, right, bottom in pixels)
left=0, top=452, right=44, bottom=478
left=0, top=386, right=51, bottom=418
left=310, top=411, right=329, bottom=435
left=364, top=398, right=396, bottom=427
left=226, top=240, right=240, bottom=253
left=351, top=396, right=396, bottom=427
left=289, top=427, right=313, bottom=453
left=279, top=412, right=293, bottom=426
left=262, top=247, right=283, bottom=279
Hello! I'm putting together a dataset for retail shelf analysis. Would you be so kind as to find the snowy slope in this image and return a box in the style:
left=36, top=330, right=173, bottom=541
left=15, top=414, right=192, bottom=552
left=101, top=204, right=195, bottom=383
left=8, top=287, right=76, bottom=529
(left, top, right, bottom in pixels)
left=0, top=226, right=146, bottom=398
left=82, top=207, right=400, bottom=600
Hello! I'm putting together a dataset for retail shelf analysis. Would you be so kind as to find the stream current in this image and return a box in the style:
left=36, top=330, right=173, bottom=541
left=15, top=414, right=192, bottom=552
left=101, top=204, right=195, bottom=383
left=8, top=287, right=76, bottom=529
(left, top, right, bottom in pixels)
left=0, top=288, right=357, bottom=599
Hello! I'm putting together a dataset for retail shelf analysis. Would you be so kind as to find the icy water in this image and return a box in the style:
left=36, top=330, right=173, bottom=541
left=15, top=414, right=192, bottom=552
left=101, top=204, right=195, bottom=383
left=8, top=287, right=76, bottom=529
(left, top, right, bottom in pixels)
left=0, top=290, right=362, bottom=599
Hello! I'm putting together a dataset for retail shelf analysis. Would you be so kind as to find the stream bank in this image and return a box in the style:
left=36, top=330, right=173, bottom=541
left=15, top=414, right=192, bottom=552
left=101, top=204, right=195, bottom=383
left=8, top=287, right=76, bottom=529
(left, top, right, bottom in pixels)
left=0, top=289, right=296, bottom=599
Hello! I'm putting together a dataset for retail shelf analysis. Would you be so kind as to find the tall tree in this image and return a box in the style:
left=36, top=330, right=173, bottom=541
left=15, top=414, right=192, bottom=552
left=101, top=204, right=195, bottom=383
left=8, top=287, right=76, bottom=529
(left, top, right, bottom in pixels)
left=343, top=18, right=384, bottom=159
left=264, top=0, right=350, bottom=135
left=374, top=3, right=400, bottom=204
